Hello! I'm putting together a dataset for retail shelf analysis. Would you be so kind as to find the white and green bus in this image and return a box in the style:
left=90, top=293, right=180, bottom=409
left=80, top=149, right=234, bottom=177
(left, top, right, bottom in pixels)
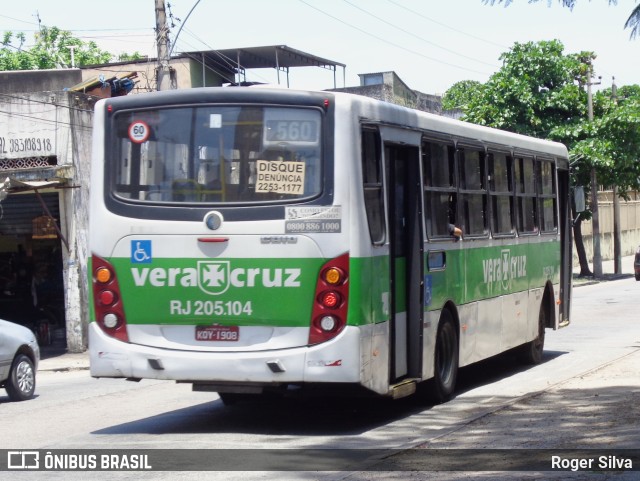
left=89, top=87, right=572, bottom=404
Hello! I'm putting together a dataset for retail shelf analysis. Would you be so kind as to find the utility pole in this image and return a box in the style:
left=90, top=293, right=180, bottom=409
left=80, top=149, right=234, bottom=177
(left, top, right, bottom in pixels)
left=611, top=77, right=622, bottom=274
left=587, top=64, right=602, bottom=277
left=68, top=46, right=76, bottom=68
left=155, top=0, right=171, bottom=91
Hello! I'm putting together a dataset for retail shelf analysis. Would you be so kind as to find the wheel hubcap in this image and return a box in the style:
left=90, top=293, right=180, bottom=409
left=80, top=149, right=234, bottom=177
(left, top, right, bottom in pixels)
left=16, top=361, right=34, bottom=394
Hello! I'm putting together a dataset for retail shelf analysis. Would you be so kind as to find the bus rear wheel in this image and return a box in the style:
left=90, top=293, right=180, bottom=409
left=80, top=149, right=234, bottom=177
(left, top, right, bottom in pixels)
left=428, top=310, right=459, bottom=404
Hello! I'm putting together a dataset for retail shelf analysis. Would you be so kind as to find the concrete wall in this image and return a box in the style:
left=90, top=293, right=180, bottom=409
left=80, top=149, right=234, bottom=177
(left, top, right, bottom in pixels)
left=0, top=69, right=82, bottom=94
left=574, top=192, right=640, bottom=267
left=64, top=92, right=95, bottom=351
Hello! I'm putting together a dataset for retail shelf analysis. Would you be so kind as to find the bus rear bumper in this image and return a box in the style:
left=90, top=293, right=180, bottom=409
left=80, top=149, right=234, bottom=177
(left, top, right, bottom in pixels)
left=89, top=323, right=362, bottom=385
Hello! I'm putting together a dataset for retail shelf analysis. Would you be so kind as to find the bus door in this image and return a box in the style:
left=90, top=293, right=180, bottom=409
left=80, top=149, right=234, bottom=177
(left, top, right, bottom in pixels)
left=380, top=127, right=423, bottom=383
left=557, top=164, right=572, bottom=326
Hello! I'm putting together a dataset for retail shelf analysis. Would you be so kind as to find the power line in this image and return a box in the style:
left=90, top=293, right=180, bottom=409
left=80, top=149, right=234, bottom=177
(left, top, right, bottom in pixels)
left=0, top=93, right=94, bottom=114
left=298, top=0, right=492, bottom=77
left=169, top=0, right=202, bottom=56
left=0, top=13, right=37, bottom=26
left=0, top=110, right=92, bottom=131
left=75, top=34, right=154, bottom=41
left=342, top=0, right=498, bottom=68
left=385, top=0, right=509, bottom=49
left=169, top=18, right=275, bottom=86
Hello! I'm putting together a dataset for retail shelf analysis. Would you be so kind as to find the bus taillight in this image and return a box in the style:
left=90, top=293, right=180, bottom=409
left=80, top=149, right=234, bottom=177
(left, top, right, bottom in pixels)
left=309, top=253, right=349, bottom=345
left=91, top=255, right=129, bottom=342
left=319, top=290, right=341, bottom=308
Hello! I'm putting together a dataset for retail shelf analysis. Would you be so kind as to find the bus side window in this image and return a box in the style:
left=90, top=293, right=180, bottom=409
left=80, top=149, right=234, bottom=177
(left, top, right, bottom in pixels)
left=361, top=127, right=385, bottom=244
left=458, top=147, right=488, bottom=237
left=422, top=140, right=457, bottom=238
left=488, top=151, right=514, bottom=235
left=515, top=156, right=538, bottom=233
left=537, top=158, right=558, bottom=233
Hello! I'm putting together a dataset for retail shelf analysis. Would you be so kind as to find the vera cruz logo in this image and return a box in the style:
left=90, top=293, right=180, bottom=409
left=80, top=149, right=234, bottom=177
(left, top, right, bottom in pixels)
left=130, top=260, right=302, bottom=295
left=198, top=261, right=230, bottom=295
left=482, top=248, right=527, bottom=293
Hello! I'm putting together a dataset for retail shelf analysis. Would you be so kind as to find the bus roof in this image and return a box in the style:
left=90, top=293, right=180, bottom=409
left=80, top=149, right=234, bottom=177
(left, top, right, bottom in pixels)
left=99, top=86, right=569, bottom=160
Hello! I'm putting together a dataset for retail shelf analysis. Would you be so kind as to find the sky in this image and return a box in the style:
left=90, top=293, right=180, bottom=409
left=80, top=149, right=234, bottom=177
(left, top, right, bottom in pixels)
left=1, top=0, right=639, bottom=95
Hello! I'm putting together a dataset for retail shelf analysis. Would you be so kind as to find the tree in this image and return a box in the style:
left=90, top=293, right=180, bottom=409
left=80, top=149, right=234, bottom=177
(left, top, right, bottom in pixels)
left=483, top=0, right=640, bottom=39
left=457, top=40, right=591, bottom=138
left=117, top=52, right=144, bottom=63
left=445, top=40, right=640, bottom=276
left=552, top=83, right=640, bottom=274
left=1, top=26, right=140, bottom=71
left=442, top=80, right=483, bottom=111
left=554, top=84, right=640, bottom=193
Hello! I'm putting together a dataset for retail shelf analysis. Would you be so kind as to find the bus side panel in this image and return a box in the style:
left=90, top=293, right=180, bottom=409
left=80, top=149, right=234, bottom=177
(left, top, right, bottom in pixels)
left=339, top=99, right=393, bottom=395
left=348, top=256, right=391, bottom=394
left=502, top=290, right=530, bottom=351
left=425, top=240, right=560, bottom=370
left=421, top=309, right=440, bottom=380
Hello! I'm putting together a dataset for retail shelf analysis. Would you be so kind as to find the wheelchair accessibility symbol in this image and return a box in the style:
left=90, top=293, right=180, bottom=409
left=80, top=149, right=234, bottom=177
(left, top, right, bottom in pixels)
left=131, top=240, right=152, bottom=264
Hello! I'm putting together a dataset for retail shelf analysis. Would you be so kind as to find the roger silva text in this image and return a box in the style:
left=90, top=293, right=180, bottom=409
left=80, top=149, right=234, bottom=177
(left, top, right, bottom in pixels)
left=551, top=455, right=633, bottom=472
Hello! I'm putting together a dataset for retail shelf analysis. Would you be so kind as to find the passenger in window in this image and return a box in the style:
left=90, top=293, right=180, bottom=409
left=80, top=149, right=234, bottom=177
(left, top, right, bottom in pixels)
left=448, top=223, right=463, bottom=239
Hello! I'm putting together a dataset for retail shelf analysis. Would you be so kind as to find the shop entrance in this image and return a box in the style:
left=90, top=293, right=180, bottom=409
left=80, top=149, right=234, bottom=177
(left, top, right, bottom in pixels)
left=0, top=192, right=66, bottom=346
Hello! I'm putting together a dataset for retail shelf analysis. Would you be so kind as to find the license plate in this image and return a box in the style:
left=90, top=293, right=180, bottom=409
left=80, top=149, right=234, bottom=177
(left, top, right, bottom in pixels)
left=195, top=325, right=239, bottom=341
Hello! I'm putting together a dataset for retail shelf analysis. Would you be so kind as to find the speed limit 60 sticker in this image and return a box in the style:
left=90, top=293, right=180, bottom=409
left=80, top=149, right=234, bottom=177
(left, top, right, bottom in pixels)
left=128, top=121, right=150, bottom=143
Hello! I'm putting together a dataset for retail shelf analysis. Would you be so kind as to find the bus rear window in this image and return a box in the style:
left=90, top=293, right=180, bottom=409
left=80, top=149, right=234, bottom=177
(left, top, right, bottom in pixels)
left=110, top=106, right=323, bottom=204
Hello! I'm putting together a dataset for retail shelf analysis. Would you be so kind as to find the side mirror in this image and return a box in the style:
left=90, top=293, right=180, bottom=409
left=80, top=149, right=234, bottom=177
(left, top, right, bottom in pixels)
left=574, top=186, right=586, bottom=213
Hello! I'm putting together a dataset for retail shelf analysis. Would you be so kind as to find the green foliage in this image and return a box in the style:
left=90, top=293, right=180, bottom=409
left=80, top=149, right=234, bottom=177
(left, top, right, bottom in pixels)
left=442, top=80, right=482, bottom=110
left=117, top=52, right=144, bottom=62
left=1, top=31, right=34, bottom=70
left=623, top=4, right=640, bottom=38
left=0, top=26, right=136, bottom=71
left=460, top=40, right=592, bottom=138
left=554, top=85, right=640, bottom=193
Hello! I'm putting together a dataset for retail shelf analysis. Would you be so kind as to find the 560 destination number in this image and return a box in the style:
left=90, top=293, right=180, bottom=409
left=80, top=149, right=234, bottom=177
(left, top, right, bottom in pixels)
left=170, top=300, right=253, bottom=316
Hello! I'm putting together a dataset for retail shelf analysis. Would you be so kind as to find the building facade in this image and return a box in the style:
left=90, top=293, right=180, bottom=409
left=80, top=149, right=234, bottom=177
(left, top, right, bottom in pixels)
left=1, top=70, right=94, bottom=352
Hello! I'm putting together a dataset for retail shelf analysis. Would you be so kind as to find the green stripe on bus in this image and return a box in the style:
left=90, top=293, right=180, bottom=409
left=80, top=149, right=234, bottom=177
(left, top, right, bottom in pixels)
left=348, top=240, right=560, bottom=324
left=96, top=240, right=559, bottom=328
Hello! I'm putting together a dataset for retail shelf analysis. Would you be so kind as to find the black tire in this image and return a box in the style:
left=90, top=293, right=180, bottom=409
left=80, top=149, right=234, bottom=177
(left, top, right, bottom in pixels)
left=517, top=300, right=546, bottom=365
left=431, top=310, right=459, bottom=403
left=5, top=354, right=36, bottom=401
left=219, top=390, right=285, bottom=406
left=218, top=392, right=261, bottom=406
left=218, top=392, right=242, bottom=405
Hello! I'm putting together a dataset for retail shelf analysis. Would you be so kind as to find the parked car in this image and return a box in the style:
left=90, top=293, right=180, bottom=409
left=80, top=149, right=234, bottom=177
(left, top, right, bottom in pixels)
left=0, top=319, right=39, bottom=401
left=635, top=246, right=640, bottom=281
left=0, top=298, right=53, bottom=346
